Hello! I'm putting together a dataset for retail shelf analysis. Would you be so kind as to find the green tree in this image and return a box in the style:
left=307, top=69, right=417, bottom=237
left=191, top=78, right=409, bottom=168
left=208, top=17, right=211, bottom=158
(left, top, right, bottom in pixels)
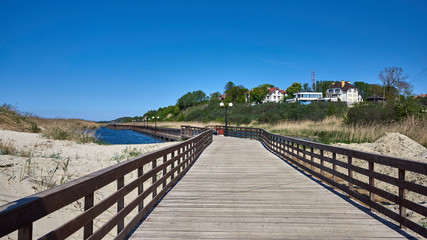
left=249, top=84, right=270, bottom=104
left=302, top=83, right=311, bottom=92
left=314, top=80, right=335, bottom=96
left=177, top=90, right=207, bottom=109
left=224, top=81, right=236, bottom=93
left=286, top=82, right=302, bottom=99
left=209, top=91, right=221, bottom=102
left=192, top=90, right=208, bottom=104
left=353, top=81, right=372, bottom=100
left=225, top=85, right=248, bottom=103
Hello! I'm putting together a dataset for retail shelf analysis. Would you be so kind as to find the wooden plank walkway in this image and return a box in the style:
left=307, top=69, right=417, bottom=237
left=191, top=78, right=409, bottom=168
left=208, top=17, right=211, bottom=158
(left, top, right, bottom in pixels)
left=130, top=136, right=413, bottom=239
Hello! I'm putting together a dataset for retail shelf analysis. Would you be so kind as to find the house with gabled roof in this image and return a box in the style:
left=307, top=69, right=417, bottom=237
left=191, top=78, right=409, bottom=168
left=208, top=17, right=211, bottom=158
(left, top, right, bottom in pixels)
left=325, top=81, right=362, bottom=106
left=246, top=87, right=287, bottom=103
left=263, top=87, right=287, bottom=103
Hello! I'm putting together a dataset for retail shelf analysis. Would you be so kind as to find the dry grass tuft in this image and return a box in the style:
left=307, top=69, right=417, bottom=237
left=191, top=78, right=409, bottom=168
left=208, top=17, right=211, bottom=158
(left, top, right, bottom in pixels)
left=260, top=116, right=426, bottom=147
left=0, top=104, right=101, bottom=143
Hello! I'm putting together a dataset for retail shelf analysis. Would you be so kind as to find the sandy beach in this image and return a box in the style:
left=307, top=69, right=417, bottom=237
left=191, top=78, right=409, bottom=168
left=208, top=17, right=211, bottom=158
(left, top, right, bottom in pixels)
left=1, top=130, right=426, bottom=239
left=0, top=129, right=176, bottom=239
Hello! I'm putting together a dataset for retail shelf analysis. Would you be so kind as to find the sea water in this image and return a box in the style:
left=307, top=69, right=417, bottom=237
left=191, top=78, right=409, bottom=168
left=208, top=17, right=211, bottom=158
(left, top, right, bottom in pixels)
left=95, top=126, right=164, bottom=144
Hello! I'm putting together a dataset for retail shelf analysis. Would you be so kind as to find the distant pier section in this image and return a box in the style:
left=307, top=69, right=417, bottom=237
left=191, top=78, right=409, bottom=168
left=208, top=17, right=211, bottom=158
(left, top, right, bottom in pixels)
left=107, top=124, right=181, bottom=141
left=106, top=124, right=209, bottom=141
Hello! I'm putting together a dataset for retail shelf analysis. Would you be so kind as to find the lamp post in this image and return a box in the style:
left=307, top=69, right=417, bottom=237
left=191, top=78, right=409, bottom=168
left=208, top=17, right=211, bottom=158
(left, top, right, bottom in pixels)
left=152, top=116, right=159, bottom=132
left=220, top=102, right=233, bottom=136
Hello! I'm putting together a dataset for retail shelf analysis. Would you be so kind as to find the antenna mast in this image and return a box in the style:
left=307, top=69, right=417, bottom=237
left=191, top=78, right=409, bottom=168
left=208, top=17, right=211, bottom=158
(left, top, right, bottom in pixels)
left=311, top=70, right=315, bottom=91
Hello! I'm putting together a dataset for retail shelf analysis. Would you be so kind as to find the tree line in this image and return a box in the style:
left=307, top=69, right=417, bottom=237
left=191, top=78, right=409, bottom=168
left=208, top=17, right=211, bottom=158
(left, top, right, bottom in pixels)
left=115, top=66, right=424, bottom=125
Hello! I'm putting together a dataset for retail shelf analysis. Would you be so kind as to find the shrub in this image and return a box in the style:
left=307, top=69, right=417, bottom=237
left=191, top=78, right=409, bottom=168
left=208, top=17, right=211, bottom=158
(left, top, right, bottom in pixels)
left=345, top=103, right=396, bottom=125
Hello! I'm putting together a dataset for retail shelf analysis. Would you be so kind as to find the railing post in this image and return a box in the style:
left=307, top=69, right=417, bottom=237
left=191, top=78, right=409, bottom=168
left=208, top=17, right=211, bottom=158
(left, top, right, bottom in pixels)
left=398, top=169, right=406, bottom=228
left=163, top=155, right=167, bottom=188
left=152, top=158, right=157, bottom=198
left=184, top=144, right=188, bottom=169
left=310, top=148, right=314, bottom=171
left=171, top=150, right=176, bottom=180
left=369, top=161, right=375, bottom=209
left=117, top=177, right=124, bottom=234
left=84, top=193, right=94, bottom=239
left=320, top=150, right=324, bottom=178
left=348, top=156, right=353, bottom=198
left=303, top=145, right=306, bottom=168
left=18, top=223, right=32, bottom=240
left=138, top=166, right=144, bottom=211
left=332, top=152, right=336, bottom=189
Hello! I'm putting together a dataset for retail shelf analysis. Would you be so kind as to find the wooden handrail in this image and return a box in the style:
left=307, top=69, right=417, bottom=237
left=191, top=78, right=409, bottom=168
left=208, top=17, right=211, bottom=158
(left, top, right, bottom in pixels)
left=218, top=125, right=427, bottom=238
left=0, top=129, right=213, bottom=239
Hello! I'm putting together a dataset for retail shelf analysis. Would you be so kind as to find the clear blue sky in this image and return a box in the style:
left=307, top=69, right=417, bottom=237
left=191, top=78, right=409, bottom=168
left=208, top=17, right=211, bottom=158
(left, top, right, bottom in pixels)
left=1, top=0, right=426, bottom=121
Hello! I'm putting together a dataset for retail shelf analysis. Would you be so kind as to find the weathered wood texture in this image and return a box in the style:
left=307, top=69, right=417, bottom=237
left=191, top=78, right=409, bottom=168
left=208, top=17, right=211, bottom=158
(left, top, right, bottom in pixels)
left=218, top=126, right=426, bottom=238
left=0, top=130, right=212, bottom=239
left=131, top=136, right=413, bottom=239
left=181, top=126, right=210, bottom=139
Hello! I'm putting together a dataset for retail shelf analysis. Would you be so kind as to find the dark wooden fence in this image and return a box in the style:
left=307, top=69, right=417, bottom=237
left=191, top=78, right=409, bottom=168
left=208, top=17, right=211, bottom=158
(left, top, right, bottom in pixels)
left=107, top=124, right=181, bottom=141
left=0, top=129, right=212, bottom=239
left=180, top=125, right=210, bottom=139
left=215, top=125, right=427, bottom=238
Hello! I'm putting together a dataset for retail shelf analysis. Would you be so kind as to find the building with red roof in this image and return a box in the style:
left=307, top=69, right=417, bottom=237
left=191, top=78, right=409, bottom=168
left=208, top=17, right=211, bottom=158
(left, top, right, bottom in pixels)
left=246, top=87, right=287, bottom=103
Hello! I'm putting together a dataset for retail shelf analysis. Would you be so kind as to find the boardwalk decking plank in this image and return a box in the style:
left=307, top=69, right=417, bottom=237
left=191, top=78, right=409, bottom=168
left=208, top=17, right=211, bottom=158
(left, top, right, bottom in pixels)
left=130, top=136, right=413, bottom=239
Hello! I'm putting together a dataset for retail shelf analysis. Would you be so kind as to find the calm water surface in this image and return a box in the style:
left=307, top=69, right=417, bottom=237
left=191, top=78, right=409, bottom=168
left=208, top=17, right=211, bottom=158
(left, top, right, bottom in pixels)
left=95, top=127, right=164, bottom=144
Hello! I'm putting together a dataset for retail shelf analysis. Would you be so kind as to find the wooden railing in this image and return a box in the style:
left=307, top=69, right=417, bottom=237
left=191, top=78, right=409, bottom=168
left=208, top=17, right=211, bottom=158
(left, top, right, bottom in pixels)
left=180, top=125, right=209, bottom=139
left=217, top=125, right=427, bottom=238
left=107, top=124, right=181, bottom=141
left=0, top=129, right=212, bottom=239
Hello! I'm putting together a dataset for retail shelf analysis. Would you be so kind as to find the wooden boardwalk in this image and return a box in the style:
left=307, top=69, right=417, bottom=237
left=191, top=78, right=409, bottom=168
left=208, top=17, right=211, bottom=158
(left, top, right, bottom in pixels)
left=130, top=136, right=412, bottom=239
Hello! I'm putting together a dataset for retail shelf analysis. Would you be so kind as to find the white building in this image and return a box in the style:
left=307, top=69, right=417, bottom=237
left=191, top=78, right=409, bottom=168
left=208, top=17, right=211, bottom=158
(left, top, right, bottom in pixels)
left=246, top=87, right=287, bottom=103
left=263, top=87, right=287, bottom=103
left=286, top=92, right=328, bottom=105
left=325, top=81, right=362, bottom=106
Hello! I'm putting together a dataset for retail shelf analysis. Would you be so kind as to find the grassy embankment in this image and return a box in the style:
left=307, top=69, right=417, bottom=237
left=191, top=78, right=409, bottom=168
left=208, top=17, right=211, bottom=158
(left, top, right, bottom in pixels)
left=123, top=116, right=426, bottom=147
left=263, top=116, right=426, bottom=147
left=0, top=104, right=101, bottom=143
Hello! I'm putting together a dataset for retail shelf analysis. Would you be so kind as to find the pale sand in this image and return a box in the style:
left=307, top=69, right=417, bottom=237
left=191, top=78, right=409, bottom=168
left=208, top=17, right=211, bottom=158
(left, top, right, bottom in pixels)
left=1, top=130, right=426, bottom=238
left=333, top=133, right=427, bottom=227
left=0, top=129, right=176, bottom=239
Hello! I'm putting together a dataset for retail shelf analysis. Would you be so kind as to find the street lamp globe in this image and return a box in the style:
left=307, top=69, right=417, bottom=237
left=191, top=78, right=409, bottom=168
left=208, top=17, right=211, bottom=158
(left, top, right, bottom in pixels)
left=228, top=102, right=233, bottom=107
left=219, top=102, right=224, bottom=107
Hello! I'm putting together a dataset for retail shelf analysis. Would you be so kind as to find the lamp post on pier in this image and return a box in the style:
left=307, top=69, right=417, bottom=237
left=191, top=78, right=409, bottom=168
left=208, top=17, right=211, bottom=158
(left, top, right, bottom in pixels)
left=220, top=102, right=233, bottom=136
left=152, top=116, right=159, bottom=132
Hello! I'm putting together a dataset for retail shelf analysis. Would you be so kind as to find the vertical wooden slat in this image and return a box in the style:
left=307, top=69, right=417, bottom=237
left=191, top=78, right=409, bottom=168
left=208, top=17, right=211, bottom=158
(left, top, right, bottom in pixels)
left=398, top=169, right=406, bottom=228
left=310, top=148, right=314, bottom=171
left=162, top=155, right=167, bottom=188
left=18, top=223, right=32, bottom=240
left=152, top=158, right=157, bottom=198
left=84, top=193, right=94, bottom=239
left=303, top=146, right=306, bottom=168
left=184, top=145, right=188, bottom=169
left=348, top=156, right=353, bottom=198
left=320, top=150, right=324, bottom=178
left=332, top=152, right=336, bottom=189
left=171, top=150, right=176, bottom=180
left=138, top=166, right=144, bottom=212
left=369, top=161, right=375, bottom=209
left=117, top=177, right=124, bottom=234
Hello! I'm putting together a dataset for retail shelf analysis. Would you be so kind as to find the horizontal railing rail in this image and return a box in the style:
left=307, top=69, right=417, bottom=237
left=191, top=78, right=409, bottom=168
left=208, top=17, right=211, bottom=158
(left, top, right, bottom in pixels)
left=0, top=129, right=213, bottom=239
left=215, top=125, right=427, bottom=238
left=180, top=125, right=210, bottom=138
left=107, top=124, right=182, bottom=141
